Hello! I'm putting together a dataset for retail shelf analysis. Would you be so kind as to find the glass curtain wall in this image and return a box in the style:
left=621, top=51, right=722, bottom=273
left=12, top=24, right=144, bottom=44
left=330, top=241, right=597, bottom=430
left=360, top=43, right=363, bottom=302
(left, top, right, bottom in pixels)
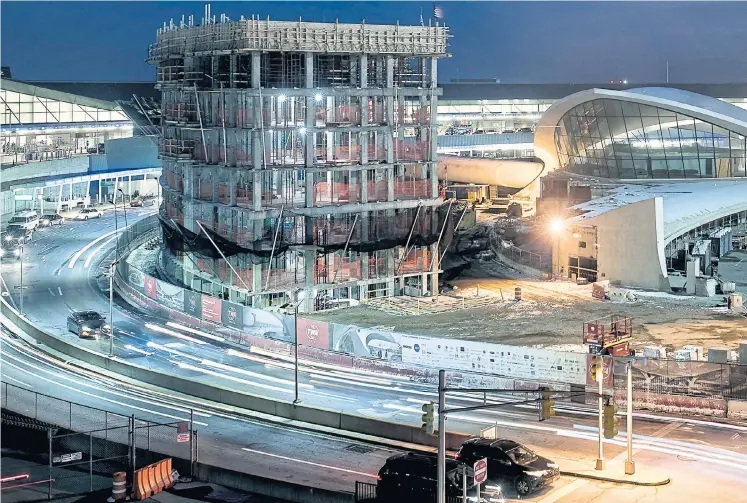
left=554, top=99, right=747, bottom=179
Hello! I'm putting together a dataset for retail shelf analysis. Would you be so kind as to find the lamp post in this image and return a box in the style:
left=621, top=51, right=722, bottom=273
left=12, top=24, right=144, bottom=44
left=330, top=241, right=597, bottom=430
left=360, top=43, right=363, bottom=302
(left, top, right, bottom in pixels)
left=109, top=260, right=117, bottom=357
left=293, top=300, right=301, bottom=404
left=549, top=216, right=565, bottom=279
left=117, top=188, right=128, bottom=228
left=18, top=245, right=24, bottom=314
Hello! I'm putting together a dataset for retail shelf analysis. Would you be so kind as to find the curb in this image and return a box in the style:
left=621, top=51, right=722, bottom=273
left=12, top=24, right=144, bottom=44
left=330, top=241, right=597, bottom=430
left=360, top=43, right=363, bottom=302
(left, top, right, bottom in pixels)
left=560, top=470, right=671, bottom=486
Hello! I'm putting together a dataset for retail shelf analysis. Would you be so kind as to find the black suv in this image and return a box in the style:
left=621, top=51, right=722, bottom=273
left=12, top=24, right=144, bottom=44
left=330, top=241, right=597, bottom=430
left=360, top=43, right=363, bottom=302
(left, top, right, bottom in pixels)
left=66, top=311, right=109, bottom=338
left=4, top=227, right=32, bottom=246
left=456, top=439, right=559, bottom=496
left=377, top=452, right=504, bottom=502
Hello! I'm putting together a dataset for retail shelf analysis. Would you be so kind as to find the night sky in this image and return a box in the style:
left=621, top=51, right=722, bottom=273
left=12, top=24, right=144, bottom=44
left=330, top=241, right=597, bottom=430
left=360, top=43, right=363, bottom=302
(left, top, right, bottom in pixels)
left=2, top=1, right=746, bottom=84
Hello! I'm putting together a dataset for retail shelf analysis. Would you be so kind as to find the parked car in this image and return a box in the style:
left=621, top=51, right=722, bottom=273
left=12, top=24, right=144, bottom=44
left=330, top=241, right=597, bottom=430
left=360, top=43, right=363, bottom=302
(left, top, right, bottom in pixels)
left=74, top=208, right=102, bottom=220
left=0, top=245, right=22, bottom=260
left=4, top=227, right=33, bottom=246
left=456, top=439, right=559, bottom=496
left=39, top=213, right=64, bottom=226
left=377, top=452, right=504, bottom=503
left=7, top=210, right=40, bottom=231
left=518, top=127, right=534, bottom=133
left=66, top=310, right=110, bottom=338
left=501, top=129, right=515, bottom=134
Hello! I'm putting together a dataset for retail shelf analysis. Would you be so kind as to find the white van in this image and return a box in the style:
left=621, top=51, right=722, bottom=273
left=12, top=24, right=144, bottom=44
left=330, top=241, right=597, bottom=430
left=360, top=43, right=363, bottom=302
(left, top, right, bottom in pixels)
left=7, top=210, right=40, bottom=231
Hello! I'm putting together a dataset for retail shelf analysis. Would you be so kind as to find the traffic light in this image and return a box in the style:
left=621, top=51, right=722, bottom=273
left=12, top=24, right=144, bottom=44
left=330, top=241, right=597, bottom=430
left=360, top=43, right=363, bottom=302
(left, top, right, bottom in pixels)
left=590, top=358, right=600, bottom=382
left=421, top=402, right=435, bottom=435
left=603, top=402, right=619, bottom=439
left=539, top=387, right=555, bottom=421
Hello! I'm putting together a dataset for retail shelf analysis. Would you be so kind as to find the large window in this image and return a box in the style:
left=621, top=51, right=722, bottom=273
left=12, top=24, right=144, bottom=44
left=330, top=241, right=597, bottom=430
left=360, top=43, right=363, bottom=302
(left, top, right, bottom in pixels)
left=0, top=90, right=129, bottom=126
left=554, top=99, right=747, bottom=179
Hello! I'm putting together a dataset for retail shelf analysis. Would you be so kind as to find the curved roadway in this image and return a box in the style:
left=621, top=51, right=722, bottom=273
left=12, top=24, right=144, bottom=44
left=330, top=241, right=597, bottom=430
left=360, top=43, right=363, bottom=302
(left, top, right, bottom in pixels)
left=2, top=210, right=747, bottom=502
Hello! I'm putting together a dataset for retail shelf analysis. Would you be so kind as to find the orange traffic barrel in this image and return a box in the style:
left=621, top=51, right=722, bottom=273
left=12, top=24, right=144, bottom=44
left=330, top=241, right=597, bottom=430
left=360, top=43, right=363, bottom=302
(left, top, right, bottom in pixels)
left=514, top=287, right=522, bottom=301
left=107, top=472, right=127, bottom=502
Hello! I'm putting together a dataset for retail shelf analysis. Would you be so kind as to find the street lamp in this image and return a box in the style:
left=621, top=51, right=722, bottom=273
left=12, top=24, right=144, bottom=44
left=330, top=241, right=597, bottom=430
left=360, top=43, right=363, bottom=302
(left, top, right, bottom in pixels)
left=117, top=188, right=128, bottom=228
left=549, top=216, right=565, bottom=279
left=17, top=246, right=24, bottom=314
left=108, top=259, right=119, bottom=357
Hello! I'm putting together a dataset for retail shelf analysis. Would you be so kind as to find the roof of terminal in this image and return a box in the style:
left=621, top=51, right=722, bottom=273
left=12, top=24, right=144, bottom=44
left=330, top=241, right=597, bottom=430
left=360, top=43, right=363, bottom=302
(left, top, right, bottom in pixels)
left=569, top=180, right=747, bottom=240
left=9, top=79, right=747, bottom=104
left=440, top=82, right=747, bottom=101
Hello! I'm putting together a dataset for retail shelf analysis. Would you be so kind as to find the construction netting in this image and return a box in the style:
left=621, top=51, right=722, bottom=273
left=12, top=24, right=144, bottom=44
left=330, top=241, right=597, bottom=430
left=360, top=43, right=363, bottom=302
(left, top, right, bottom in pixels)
left=159, top=203, right=451, bottom=265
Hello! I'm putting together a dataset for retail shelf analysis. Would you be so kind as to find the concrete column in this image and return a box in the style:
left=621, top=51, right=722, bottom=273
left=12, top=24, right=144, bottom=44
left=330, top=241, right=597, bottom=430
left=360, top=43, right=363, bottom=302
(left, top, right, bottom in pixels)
left=430, top=57, right=438, bottom=88
left=229, top=170, right=238, bottom=206
left=251, top=52, right=261, bottom=88
left=386, top=55, right=394, bottom=88
left=429, top=58, right=439, bottom=198
left=57, top=184, right=63, bottom=213
left=303, top=249, right=316, bottom=312
left=229, top=55, right=237, bottom=88
left=386, top=248, right=396, bottom=296
left=360, top=168, right=369, bottom=203
left=430, top=242, right=439, bottom=296
left=252, top=263, right=263, bottom=294
left=359, top=55, right=368, bottom=88
left=386, top=167, right=394, bottom=201
left=98, top=181, right=102, bottom=203
left=305, top=53, right=315, bottom=209
left=85, top=180, right=91, bottom=206
left=251, top=167, right=262, bottom=212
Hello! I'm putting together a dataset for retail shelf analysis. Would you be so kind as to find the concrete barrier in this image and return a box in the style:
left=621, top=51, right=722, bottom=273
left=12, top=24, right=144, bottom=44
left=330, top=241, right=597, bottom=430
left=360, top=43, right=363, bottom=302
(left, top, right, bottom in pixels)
left=0, top=298, right=469, bottom=450
left=727, top=400, right=747, bottom=420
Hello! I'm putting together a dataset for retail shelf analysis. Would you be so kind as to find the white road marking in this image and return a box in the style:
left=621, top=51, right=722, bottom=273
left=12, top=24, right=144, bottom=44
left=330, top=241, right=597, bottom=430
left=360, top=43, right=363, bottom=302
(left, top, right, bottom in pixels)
left=83, top=235, right=118, bottom=268
left=241, top=448, right=378, bottom=478
left=48, top=288, right=55, bottom=297
left=58, top=287, right=63, bottom=296
left=67, top=229, right=122, bottom=269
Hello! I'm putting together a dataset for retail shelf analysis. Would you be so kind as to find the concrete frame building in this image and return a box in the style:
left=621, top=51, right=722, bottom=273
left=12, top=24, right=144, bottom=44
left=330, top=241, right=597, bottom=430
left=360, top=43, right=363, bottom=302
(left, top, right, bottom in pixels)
left=148, top=12, right=449, bottom=311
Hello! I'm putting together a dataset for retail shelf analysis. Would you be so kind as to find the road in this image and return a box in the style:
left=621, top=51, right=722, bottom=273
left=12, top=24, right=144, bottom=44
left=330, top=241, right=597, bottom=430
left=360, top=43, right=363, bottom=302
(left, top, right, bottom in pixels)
left=2, top=210, right=747, bottom=502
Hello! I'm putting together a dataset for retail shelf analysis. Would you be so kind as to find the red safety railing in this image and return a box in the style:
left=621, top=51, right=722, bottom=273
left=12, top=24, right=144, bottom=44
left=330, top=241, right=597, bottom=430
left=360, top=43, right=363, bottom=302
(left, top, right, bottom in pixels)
left=394, top=178, right=430, bottom=200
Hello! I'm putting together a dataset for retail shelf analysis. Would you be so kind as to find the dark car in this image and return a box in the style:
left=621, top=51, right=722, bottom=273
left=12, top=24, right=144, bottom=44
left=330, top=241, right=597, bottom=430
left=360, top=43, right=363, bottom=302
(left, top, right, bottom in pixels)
left=39, top=213, right=64, bottom=226
left=4, top=227, right=32, bottom=246
left=456, top=439, right=559, bottom=496
left=66, top=311, right=109, bottom=338
left=0, top=245, right=22, bottom=260
left=377, top=452, right=504, bottom=502
left=517, top=127, right=533, bottom=133
left=501, top=129, right=515, bottom=134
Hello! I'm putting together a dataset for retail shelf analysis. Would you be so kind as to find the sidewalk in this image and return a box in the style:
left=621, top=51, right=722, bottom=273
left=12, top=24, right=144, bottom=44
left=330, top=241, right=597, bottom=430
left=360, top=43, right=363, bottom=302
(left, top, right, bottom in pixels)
left=560, top=458, right=670, bottom=486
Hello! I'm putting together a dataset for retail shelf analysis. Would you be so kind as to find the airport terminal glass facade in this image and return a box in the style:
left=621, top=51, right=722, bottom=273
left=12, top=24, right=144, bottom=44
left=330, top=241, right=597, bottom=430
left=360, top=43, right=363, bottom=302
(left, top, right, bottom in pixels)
left=554, top=99, right=747, bottom=179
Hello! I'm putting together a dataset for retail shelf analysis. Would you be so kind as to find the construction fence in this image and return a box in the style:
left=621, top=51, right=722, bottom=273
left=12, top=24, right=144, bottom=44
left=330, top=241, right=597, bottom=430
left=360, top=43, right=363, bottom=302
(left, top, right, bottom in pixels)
left=1, top=382, right=197, bottom=500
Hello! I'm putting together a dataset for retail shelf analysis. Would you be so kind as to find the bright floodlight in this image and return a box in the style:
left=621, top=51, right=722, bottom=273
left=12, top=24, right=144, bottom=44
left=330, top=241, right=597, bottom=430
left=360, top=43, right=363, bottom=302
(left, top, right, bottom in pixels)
left=549, top=217, right=565, bottom=234
left=623, top=80, right=628, bottom=84
left=314, top=93, right=323, bottom=102
left=298, top=127, right=307, bottom=135
left=278, top=95, right=287, bottom=103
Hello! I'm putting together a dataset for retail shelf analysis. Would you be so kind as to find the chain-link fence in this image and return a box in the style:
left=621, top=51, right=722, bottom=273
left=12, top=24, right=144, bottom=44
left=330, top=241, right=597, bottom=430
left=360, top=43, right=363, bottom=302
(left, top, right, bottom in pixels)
left=613, top=357, right=747, bottom=400
left=2, top=382, right=197, bottom=500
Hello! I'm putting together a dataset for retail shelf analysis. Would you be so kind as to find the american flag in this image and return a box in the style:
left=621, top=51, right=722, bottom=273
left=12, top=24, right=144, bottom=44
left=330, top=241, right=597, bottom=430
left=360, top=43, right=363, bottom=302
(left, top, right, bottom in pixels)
left=434, top=4, right=444, bottom=19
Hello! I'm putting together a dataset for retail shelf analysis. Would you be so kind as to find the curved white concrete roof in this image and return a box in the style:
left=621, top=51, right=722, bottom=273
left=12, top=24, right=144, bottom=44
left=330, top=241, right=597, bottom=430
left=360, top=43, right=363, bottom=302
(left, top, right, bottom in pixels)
left=569, top=180, right=747, bottom=243
left=534, top=87, right=747, bottom=173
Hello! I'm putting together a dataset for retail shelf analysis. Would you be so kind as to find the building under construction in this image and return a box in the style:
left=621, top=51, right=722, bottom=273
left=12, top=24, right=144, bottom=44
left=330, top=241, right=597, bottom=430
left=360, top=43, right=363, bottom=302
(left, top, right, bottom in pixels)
left=148, top=8, right=450, bottom=311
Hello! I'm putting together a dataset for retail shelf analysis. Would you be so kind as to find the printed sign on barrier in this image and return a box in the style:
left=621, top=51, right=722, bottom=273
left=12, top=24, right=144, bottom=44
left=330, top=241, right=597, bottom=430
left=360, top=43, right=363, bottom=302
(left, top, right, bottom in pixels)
left=201, top=295, right=222, bottom=324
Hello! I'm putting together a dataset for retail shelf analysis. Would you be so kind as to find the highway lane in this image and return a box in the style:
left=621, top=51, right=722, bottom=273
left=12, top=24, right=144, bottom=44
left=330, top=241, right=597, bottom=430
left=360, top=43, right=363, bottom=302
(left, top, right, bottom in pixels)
left=3, top=212, right=747, bottom=500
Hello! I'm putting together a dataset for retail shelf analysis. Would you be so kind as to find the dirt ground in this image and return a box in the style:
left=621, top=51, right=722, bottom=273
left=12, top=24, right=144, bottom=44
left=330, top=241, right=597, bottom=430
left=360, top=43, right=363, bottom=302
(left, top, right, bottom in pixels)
left=309, top=256, right=747, bottom=354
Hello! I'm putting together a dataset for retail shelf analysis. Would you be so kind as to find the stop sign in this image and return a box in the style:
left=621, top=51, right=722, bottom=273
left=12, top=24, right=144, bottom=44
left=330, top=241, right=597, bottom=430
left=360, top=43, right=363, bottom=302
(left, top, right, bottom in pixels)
left=473, top=458, right=488, bottom=484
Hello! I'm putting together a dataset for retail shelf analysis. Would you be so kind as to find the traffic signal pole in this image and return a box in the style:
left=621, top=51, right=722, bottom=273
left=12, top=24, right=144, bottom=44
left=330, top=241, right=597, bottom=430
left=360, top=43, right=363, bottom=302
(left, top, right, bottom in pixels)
left=437, top=369, right=446, bottom=503
left=595, top=360, right=606, bottom=471
left=625, top=363, right=635, bottom=475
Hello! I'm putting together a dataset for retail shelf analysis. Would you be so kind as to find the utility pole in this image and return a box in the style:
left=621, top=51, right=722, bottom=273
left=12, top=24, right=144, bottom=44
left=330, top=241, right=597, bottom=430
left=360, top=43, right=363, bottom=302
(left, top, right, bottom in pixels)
left=109, top=260, right=116, bottom=357
left=595, top=356, right=606, bottom=471
left=18, top=246, right=24, bottom=314
left=437, top=369, right=446, bottom=503
left=293, top=299, right=301, bottom=404
left=625, top=363, right=635, bottom=474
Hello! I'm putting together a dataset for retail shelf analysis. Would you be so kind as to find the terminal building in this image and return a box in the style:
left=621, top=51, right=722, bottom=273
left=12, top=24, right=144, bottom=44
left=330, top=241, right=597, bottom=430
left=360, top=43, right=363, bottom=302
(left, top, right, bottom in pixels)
left=533, top=87, right=747, bottom=291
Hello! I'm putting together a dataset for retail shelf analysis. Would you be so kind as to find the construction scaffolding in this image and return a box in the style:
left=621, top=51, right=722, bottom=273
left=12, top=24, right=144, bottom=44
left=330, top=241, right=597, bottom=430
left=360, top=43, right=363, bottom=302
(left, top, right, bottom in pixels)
left=151, top=10, right=449, bottom=311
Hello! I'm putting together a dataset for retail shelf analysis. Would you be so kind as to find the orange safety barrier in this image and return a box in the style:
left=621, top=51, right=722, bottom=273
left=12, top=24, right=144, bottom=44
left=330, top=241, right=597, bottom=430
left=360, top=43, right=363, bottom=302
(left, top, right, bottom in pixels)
left=133, top=458, right=174, bottom=501
left=107, top=472, right=127, bottom=503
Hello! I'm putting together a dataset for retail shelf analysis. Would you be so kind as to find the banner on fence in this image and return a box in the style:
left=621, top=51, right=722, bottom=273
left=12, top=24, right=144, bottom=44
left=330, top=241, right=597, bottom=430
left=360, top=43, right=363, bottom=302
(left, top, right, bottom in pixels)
left=401, top=334, right=587, bottom=385
left=184, top=289, right=202, bottom=318
left=221, top=301, right=244, bottom=329
left=296, top=318, right=330, bottom=350
left=329, top=323, right=404, bottom=361
left=201, top=295, right=222, bottom=324
left=144, top=275, right=157, bottom=300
